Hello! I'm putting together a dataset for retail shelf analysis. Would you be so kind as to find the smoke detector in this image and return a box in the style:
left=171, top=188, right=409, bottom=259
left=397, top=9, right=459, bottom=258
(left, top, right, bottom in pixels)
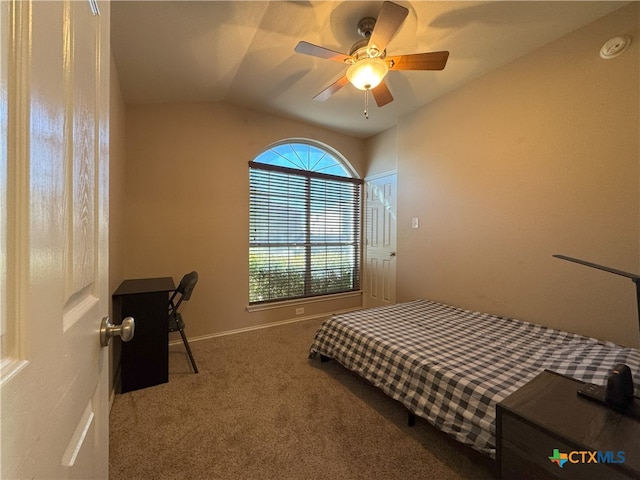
left=600, top=35, right=631, bottom=60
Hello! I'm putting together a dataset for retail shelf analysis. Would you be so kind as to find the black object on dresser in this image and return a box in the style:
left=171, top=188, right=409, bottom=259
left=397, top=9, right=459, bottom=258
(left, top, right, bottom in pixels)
left=496, top=370, right=640, bottom=480
left=112, top=277, right=175, bottom=393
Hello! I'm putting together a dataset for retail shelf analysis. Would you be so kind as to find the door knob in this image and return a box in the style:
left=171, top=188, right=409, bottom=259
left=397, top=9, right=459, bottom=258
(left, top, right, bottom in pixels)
left=100, top=316, right=135, bottom=347
left=389, top=251, right=397, bottom=257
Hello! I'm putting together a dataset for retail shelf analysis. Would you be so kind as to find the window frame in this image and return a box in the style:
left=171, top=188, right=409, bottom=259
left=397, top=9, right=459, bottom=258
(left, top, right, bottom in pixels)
left=248, top=141, right=363, bottom=306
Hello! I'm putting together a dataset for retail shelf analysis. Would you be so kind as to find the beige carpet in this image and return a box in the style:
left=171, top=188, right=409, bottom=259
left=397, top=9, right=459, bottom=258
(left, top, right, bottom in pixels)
left=109, top=317, right=497, bottom=480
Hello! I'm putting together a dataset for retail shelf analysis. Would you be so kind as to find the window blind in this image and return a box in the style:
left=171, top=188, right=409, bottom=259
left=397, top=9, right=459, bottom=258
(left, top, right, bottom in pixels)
left=249, top=161, right=362, bottom=304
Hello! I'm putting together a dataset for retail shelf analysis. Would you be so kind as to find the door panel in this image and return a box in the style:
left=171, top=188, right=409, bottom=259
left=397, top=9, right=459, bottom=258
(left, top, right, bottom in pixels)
left=1, top=1, right=110, bottom=478
left=364, top=172, right=397, bottom=308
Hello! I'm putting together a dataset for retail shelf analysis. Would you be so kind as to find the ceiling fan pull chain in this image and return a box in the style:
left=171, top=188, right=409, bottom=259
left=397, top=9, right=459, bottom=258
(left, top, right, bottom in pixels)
left=364, top=89, right=369, bottom=119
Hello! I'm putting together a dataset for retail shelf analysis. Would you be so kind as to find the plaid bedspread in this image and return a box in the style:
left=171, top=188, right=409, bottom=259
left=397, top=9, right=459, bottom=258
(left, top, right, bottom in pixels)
left=309, top=299, right=640, bottom=457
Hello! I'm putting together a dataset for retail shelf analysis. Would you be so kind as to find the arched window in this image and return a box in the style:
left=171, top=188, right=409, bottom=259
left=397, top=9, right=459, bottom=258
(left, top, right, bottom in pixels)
left=248, top=141, right=362, bottom=304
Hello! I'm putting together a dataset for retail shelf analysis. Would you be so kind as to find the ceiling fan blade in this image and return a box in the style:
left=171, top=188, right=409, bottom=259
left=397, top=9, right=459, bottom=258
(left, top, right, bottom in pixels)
left=387, top=51, right=450, bottom=71
left=368, top=1, right=409, bottom=53
left=313, top=76, right=350, bottom=102
left=294, top=41, right=351, bottom=63
left=372, top=80, right=393, bottom=107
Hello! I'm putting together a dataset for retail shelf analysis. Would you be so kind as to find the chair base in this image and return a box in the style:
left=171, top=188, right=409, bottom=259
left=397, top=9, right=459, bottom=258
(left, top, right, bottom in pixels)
left=177, top=328, right=199, bottom=374
left=169, top=313, right=198, bottom=374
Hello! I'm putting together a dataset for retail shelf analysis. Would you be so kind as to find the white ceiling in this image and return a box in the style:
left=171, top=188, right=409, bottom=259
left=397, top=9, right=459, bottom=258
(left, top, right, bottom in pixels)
left=110, top=1, right=628, bottom=138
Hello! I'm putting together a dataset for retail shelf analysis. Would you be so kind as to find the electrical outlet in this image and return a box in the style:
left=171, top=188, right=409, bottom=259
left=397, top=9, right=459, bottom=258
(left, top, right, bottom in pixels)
left=412, top=217, right=419, bottom=229
left=296, top=307, right=304, bottom=315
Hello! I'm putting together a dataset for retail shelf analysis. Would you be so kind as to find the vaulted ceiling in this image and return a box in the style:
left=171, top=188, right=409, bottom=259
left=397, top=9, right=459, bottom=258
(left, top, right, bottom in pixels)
left=111, top=1, right=628, bottom=138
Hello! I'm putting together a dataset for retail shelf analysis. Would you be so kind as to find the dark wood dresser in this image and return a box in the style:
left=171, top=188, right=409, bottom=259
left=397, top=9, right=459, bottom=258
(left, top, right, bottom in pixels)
left=496, top=370, right=640, bottom=480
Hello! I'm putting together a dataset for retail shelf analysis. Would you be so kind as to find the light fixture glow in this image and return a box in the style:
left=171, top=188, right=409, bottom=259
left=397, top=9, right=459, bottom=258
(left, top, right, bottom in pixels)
left=346, top=57, right=389, bottom=90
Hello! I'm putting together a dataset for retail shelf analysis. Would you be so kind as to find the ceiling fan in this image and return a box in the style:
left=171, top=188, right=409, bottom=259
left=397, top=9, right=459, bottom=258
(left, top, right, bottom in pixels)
left=294, top=1, right=449, bottom=117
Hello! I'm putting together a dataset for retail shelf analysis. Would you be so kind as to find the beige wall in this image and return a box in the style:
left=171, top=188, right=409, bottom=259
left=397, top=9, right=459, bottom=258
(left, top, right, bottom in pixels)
left=123, top=103, right=365, bottom=338
left=118, top=4, right=639, bottom=347
left=367, top=4, right=639, bottom=346
left=364, top=126, right=398, bottom=177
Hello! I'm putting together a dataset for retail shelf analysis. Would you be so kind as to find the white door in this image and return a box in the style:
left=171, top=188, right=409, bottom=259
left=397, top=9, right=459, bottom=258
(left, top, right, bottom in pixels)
left=1, top=1, right=110, bottom=478
left=364, top=172, right=397, bottom=308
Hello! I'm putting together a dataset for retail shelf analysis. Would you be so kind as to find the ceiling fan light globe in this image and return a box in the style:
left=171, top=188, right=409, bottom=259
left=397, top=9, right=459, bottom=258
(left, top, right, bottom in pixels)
left=346, top=57, right=388, bottom=90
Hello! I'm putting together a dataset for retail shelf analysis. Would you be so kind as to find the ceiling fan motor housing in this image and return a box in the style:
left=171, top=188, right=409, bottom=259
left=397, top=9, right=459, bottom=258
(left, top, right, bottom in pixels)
left=357, top=17, right=376, bottom=38
left=352, top=17, right=386, bottom=60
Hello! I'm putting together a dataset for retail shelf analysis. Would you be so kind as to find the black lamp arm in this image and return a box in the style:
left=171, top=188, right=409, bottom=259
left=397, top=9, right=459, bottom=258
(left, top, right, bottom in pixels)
left=553, top=254, right=640, bottom=338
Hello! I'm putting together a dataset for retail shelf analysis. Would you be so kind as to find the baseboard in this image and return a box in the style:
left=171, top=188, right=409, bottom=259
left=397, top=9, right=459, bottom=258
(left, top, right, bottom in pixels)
left=169, top=306, right=362, bottom=346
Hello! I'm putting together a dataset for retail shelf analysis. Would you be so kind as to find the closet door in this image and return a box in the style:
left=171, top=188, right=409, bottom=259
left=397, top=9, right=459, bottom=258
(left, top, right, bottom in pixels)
left=364, top=172, right=397, bottom=308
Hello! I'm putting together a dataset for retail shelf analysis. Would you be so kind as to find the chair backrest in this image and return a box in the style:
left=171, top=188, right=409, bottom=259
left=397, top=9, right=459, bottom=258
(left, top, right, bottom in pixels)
left=169, top=271, right=198, bottom=314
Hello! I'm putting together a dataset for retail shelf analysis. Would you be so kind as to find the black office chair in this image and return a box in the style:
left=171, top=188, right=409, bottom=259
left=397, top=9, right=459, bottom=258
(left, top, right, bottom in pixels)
left=168, top=271, right=199, bottom=373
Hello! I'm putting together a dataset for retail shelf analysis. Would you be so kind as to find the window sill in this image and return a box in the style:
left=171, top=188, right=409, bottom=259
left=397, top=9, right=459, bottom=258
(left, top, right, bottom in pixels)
left=246, top=290, right=362, bottom=313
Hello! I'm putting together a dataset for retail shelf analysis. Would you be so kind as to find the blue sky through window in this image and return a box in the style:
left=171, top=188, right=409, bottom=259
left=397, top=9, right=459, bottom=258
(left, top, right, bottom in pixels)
left=254, top=142, right=351, bottom=178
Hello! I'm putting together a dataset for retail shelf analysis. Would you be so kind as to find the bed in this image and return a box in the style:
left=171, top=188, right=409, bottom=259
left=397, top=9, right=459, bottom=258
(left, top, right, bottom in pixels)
left=309, top=299, right=640, bottom=458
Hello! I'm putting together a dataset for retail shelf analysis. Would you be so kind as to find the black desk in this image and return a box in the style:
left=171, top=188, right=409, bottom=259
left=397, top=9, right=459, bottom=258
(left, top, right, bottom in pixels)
left=113, top=277, right=175, bottom=393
